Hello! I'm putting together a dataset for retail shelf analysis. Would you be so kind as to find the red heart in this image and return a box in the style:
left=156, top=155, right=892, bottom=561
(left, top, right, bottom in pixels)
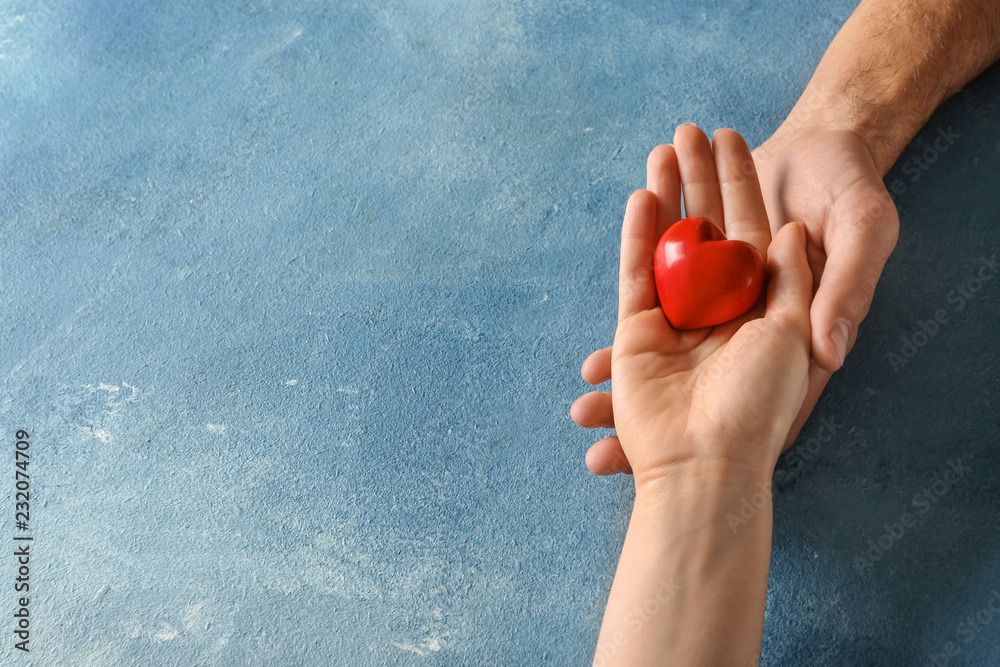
left=653, top=217, right=765, bottom=330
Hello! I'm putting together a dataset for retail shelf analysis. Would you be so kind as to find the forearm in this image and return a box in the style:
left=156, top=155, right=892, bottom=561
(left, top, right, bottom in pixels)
left=594, top=464, right=775, bottom=666
left=786, top=0, right=1000, bottom=174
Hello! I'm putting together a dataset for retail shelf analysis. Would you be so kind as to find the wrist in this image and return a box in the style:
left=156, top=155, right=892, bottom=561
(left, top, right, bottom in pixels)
left=779, top=79, right=912, bottom=177
left=632, top=450, right=779, bottom=514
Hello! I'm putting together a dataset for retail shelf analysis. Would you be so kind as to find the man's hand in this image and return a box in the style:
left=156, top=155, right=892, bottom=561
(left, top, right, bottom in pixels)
left=753, top=125, right=897, bottom=372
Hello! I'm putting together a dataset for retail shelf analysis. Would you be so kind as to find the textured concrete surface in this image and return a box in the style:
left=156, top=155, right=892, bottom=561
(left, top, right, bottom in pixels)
left=1, top=1, right=998, bottom=665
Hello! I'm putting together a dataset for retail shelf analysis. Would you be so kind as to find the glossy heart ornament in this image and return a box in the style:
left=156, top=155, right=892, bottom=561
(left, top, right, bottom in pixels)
left=653, top=217, right=765, bottom=329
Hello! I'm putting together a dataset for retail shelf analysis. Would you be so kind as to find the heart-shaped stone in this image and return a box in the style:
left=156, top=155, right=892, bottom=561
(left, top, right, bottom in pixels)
left=653, top=217, right=765, bottom=329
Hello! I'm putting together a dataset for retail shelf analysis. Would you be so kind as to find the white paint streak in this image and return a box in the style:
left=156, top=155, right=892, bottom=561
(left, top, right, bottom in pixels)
left=183, top=602, right=208, bottom=633
left=258, top=25, right=305, bottom=58
left=206, top=423, right=226, bottom=434
left=93, top=585, right=110, bottom=604
left=285, top=379, right=298, bottom=386
left=83, top=381, right=140, bottom=401
left=392, top=632, right=445, bottom=656
left=392, top=641, right=427, bottom=656
left=153, top=622, right=179, bottom=641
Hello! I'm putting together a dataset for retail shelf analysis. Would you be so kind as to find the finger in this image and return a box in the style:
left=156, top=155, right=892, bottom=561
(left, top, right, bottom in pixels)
left=750, top=143, right=786, bottom=240
left=810, top=188, right=898, bottom=371
left=585, top=436, right=633, bottom=475
left=713, top=128, right=771, bottom=255
left=673, top=123, right=724, bottom=227
left=646, top=144, right=683, bottom=238
left=570, top=391, right=615, bottom=429
left=764, top=220, right=812, bottom=340
left=618, top=189, right=661, bottom=323
left=581, top=346, right=613, bottom=384
left=782, top=362, right=833, bottom=451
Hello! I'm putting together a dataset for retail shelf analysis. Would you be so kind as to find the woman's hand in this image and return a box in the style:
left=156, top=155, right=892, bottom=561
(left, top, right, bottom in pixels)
left=588, top=125, right=815, bottom=665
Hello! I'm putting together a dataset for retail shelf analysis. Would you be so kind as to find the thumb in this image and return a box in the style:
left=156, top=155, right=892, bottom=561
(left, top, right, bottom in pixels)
left=764, top=220, right=812, bottom=336
left=810, top=190, right=898, bottom=371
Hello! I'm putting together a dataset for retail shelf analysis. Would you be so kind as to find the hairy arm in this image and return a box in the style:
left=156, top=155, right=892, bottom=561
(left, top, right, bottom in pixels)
left=789, top=0, right=1000, bottom=174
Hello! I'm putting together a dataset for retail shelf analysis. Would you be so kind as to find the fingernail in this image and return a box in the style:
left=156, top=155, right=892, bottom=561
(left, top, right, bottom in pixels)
left=831, top=319, right=850, bottom=369
left=678, top=121, right=698, bottom=128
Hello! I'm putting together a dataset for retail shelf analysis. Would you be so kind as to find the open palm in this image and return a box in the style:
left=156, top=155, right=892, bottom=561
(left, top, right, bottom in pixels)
left=572, top=126, right=814, bottom=482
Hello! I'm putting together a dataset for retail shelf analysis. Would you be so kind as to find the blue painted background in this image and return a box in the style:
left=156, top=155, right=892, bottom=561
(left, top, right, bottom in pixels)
left=1, top=1, right=999, bottom=664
